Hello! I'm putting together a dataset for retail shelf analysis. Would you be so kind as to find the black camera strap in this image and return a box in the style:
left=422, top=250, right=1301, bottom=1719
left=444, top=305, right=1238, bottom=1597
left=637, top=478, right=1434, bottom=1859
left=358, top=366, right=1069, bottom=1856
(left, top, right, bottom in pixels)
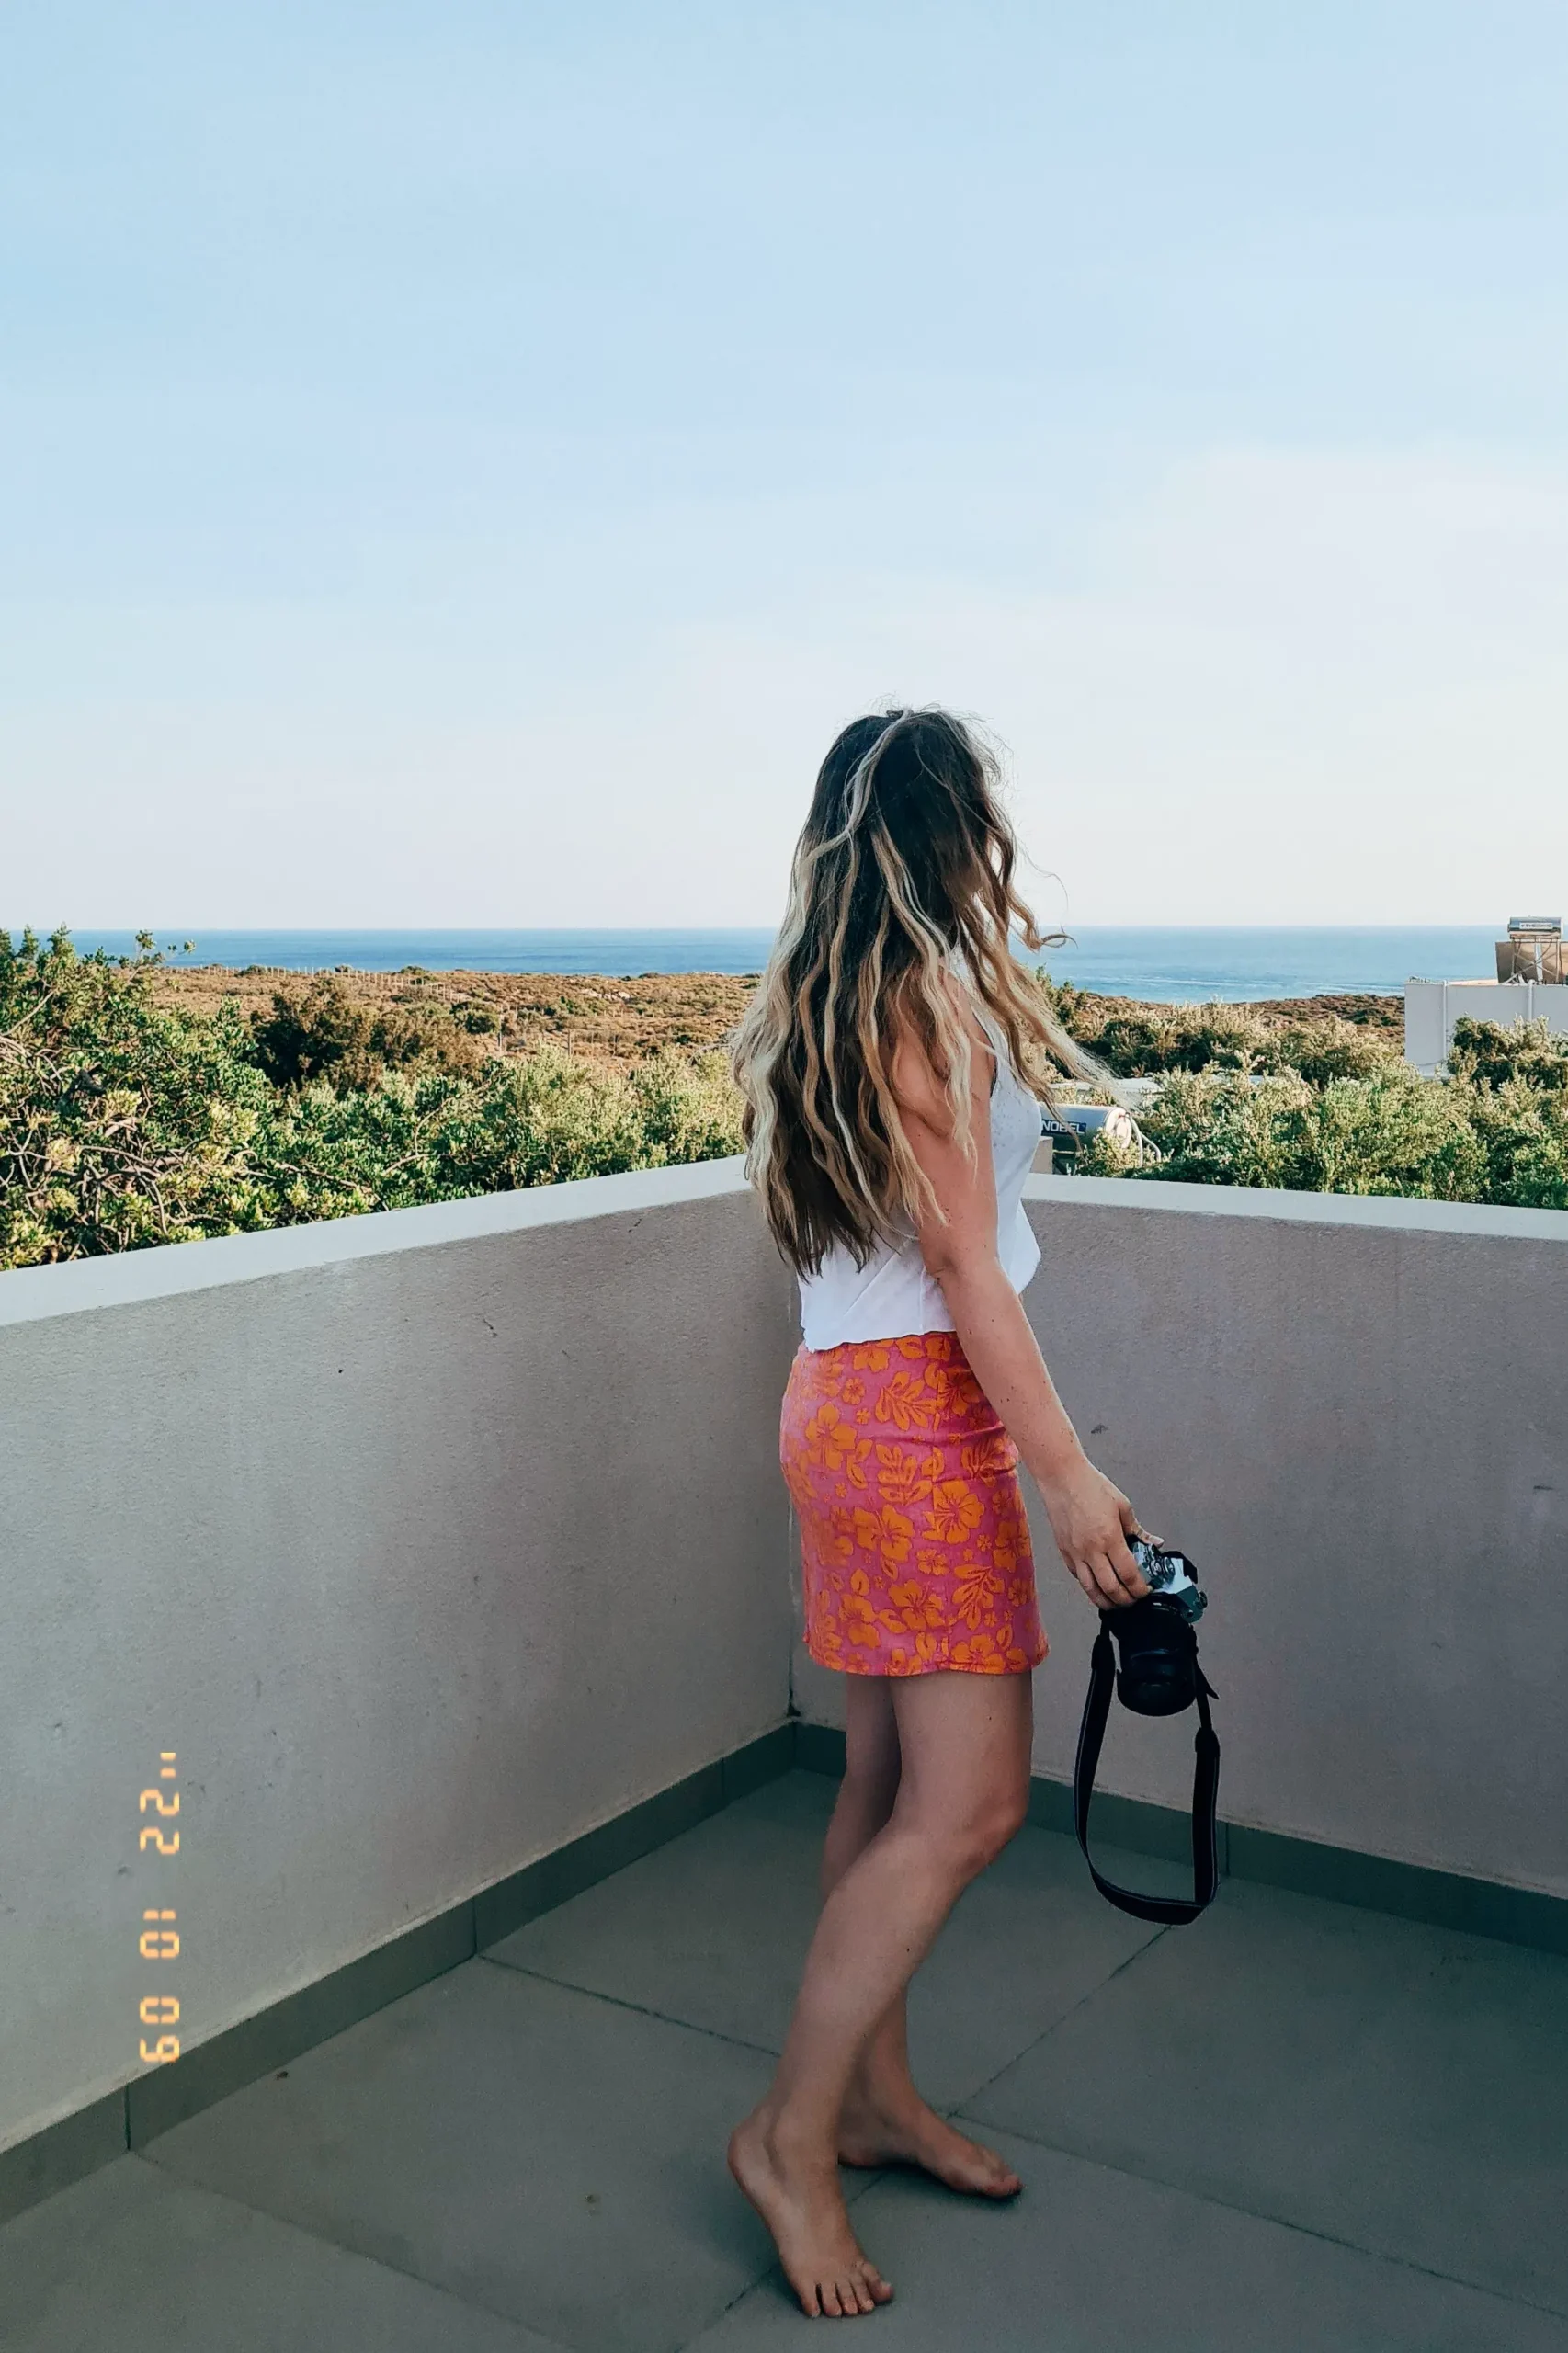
left=1073, top=1625, right=1221, bottom=1927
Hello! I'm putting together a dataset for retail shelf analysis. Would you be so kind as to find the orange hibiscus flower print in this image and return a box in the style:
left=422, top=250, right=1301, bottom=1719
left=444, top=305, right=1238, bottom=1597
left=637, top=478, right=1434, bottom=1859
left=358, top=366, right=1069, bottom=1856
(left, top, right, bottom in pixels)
left=802, top=1401, right=871, bottom=1485
left=936, top=1363, right=985, bottom=1419
left=992, top=1508, right=1028, bottom=1574
left=781, top=1330, right=1047, bottom=1678
left=842, top=1574, right=883, bottom=1649
left=926, top=1479, right=984, bottom=1544
left=949, top=1631, right=999, bottom=1671
left=961, top=1432, right=1017, bottom=1482
left=851, top=1503, right=914, bottom=1565
left=824, top=1506, right=857, bottom=1565
left=887, top=1578, right=945, bottom=1631
left=874, top=1444, right=936, bottom=1508
left=953, top=1569, right=1003, bottom=1628
left=874, top=1369, right=937, bottom=1433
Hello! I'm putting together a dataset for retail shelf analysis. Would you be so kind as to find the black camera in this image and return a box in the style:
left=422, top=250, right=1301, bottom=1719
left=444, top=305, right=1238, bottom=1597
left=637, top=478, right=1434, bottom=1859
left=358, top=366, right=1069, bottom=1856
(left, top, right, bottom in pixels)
left=1074, top=1536, right=1220, bottom=1926
left=1107, top=1537, right=1208, bottom=1718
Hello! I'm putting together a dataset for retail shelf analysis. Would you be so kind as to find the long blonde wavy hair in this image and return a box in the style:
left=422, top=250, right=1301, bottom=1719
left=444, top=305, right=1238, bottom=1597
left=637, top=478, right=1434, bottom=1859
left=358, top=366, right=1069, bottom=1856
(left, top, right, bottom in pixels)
left=732, top=706, right=1111, bottom=1276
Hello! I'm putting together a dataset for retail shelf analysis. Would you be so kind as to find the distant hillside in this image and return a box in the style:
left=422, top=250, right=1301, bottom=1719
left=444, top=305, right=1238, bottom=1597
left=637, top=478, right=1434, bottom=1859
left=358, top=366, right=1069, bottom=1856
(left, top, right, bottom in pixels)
left=149, top=964, right=760, bottom=1069
left=150, top=963, right=1403, bottom=1072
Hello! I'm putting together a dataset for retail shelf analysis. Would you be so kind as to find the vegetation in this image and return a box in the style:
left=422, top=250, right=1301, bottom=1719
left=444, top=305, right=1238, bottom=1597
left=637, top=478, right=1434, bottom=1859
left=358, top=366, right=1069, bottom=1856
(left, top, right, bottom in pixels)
left=148, top=959, right=758, bottom=1067
left=0, top=933, right=742, bottom=1267
left=1042, top=979, right=1403, bottom=1082
left=1069, top=1004, right=1568, bottom=1210
left=3, top=932, right=1562, bottom=1268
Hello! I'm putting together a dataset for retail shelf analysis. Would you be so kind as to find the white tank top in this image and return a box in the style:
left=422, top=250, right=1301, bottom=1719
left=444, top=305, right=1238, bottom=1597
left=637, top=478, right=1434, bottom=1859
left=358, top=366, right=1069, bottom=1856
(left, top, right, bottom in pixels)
left=796, top=1003, right=1043, bottom=1350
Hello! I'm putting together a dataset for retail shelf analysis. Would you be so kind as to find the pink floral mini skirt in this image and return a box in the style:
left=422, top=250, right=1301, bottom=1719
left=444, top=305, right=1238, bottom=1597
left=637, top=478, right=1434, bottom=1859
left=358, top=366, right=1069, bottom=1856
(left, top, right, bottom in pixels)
left=780, top=1330, right=1049, bottom=1677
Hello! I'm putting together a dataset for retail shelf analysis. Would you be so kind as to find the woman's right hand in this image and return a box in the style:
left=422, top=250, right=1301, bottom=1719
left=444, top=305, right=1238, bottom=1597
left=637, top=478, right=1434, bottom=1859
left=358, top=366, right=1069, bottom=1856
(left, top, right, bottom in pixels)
left=1038, top=1451, right=1152, bottom=1608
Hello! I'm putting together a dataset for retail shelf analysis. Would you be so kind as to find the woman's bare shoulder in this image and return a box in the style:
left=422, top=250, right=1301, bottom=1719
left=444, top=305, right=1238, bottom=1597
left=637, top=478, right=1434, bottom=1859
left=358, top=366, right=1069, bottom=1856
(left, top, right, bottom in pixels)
left=886, top=972, right=994, bottom=1126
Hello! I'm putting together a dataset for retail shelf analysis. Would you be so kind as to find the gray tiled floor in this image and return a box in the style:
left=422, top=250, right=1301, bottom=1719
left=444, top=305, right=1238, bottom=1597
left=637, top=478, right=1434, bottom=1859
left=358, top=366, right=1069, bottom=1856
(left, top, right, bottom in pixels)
left=0, top=2155, right=567, bottom=2353
left=3, top=1769, right=1566, bottom=2352
left=486, top=1771, right=1166, bottom=2110
left=963, top=1872, right=1568, bottom=2315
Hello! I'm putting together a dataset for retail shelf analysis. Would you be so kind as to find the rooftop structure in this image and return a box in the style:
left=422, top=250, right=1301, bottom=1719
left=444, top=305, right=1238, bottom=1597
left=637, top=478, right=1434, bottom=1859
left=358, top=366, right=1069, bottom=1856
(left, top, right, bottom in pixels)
left=1498, top=917, right=1565, bottom=985
left=2, top=1163, right=1565, bottom=2347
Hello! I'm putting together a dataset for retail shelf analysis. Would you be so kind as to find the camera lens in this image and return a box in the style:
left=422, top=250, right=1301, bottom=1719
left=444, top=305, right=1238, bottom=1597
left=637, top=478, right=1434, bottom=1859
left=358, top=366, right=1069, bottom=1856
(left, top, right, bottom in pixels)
left=1111, top=1597, right=1199, bottom=1716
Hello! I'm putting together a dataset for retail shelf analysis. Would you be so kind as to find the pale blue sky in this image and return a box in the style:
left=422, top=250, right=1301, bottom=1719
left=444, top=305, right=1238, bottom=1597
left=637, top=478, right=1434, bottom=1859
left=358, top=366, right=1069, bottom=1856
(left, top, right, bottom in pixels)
left=5, top=3, right=1566, bottom=926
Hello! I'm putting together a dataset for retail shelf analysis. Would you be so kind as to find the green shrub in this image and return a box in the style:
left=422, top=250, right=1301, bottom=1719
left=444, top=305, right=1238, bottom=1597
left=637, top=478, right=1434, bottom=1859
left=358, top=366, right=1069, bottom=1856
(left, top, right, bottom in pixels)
left=1447, top=1016, right=1568, bottom=1095
left=253, top=1044, right=744, bottom=1220
left=1079, top=1019, right=1568, bottom=1208
left=249, top=972, right=490, bottom=1090
left=1083, top=1064, right=1487, bottom=1199
left=0, top=931, right=744, bottom=1266
left=1448, top=1022, right=1568, bottom=1208
left=1039, top=973, right=1400, bottom=1082
left=1041, top=977, right=1266, bottom=1074
left=1265, top=1019, right=1397, bottom=1085
left=0, top=928, right=279, bottom=1264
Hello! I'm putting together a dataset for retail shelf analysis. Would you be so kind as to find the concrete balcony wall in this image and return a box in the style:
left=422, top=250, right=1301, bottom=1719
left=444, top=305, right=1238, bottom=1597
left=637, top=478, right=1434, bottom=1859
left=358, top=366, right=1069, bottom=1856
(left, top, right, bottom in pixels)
left=6, top=1160, right=1567, bottom=2169
left=795, top=1178, right=1568, bottom=1903
left=0, top=1165, right=797, bottom=2160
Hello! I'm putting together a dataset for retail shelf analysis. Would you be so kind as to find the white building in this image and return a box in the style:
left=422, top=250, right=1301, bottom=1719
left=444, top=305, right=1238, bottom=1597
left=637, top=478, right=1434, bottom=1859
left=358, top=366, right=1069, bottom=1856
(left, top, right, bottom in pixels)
left=1404, top=979, right=1568, bottom=1075
left=1405, top=921, right=1568, bottom=1076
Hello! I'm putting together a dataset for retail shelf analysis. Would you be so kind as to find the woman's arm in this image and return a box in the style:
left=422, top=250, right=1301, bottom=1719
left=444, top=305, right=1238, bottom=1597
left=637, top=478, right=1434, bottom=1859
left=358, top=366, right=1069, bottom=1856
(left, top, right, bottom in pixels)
left=890, top=1001, right=1150, bottom=1609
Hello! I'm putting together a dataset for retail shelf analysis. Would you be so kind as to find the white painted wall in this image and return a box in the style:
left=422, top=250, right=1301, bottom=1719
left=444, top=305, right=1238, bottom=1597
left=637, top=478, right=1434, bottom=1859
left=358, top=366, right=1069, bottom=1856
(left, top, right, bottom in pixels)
left=795, top=1177, right=1568, bottom=1903
left=0, top=1165, right=797, bottom=2156
left=1404, top=977, right=1568, bottom=1074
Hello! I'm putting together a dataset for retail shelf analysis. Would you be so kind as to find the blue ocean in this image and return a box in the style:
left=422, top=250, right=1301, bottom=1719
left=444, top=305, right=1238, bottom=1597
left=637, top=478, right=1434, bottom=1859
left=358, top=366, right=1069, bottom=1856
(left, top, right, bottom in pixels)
left=49, top=926, right=1496, bottom=1002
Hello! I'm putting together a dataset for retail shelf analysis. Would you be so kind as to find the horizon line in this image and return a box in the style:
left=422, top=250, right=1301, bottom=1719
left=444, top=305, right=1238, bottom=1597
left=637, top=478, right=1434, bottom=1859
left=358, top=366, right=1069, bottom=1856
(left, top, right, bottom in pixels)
left=11, top=920, right=1514, bottom=939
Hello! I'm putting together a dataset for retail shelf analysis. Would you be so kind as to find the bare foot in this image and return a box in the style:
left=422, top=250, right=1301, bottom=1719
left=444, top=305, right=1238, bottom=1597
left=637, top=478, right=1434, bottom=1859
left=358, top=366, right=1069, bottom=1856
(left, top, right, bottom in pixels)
left=838, top=2086, right=1022, bottom=2200
left=729, top=2106, right=895, bottom=2318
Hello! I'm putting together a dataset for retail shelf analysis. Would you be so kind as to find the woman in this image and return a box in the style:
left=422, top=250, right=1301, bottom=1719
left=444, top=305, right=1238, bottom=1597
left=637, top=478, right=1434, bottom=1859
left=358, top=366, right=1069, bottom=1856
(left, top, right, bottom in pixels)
left=727, top=708, right=1152, bottom=2319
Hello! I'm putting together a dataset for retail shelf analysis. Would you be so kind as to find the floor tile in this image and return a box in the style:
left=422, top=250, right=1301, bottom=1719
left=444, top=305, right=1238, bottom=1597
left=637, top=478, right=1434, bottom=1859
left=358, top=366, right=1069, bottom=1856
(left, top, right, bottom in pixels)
left=686, top=2128, right=1568, bottom=2352
left=0, top=2152, right=564, bottom=2353
left=963, top=1877, right=1568, bottom=2314
left=140, top=1960, right=779, bottom=2353
left=488, top=1769, right=1165, bottom=2110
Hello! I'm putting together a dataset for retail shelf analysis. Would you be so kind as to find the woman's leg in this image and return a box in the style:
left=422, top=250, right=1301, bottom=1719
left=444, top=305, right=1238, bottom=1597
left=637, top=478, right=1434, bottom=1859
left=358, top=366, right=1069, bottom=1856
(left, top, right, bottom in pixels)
left=837, top=1991, right=1022, bottom=2198
left=820, top=1674, right=902, bottom=1889
left=729, top=1668, right=1033, bottom=2317
left=824, top=1681, right=1023, bottom=2198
